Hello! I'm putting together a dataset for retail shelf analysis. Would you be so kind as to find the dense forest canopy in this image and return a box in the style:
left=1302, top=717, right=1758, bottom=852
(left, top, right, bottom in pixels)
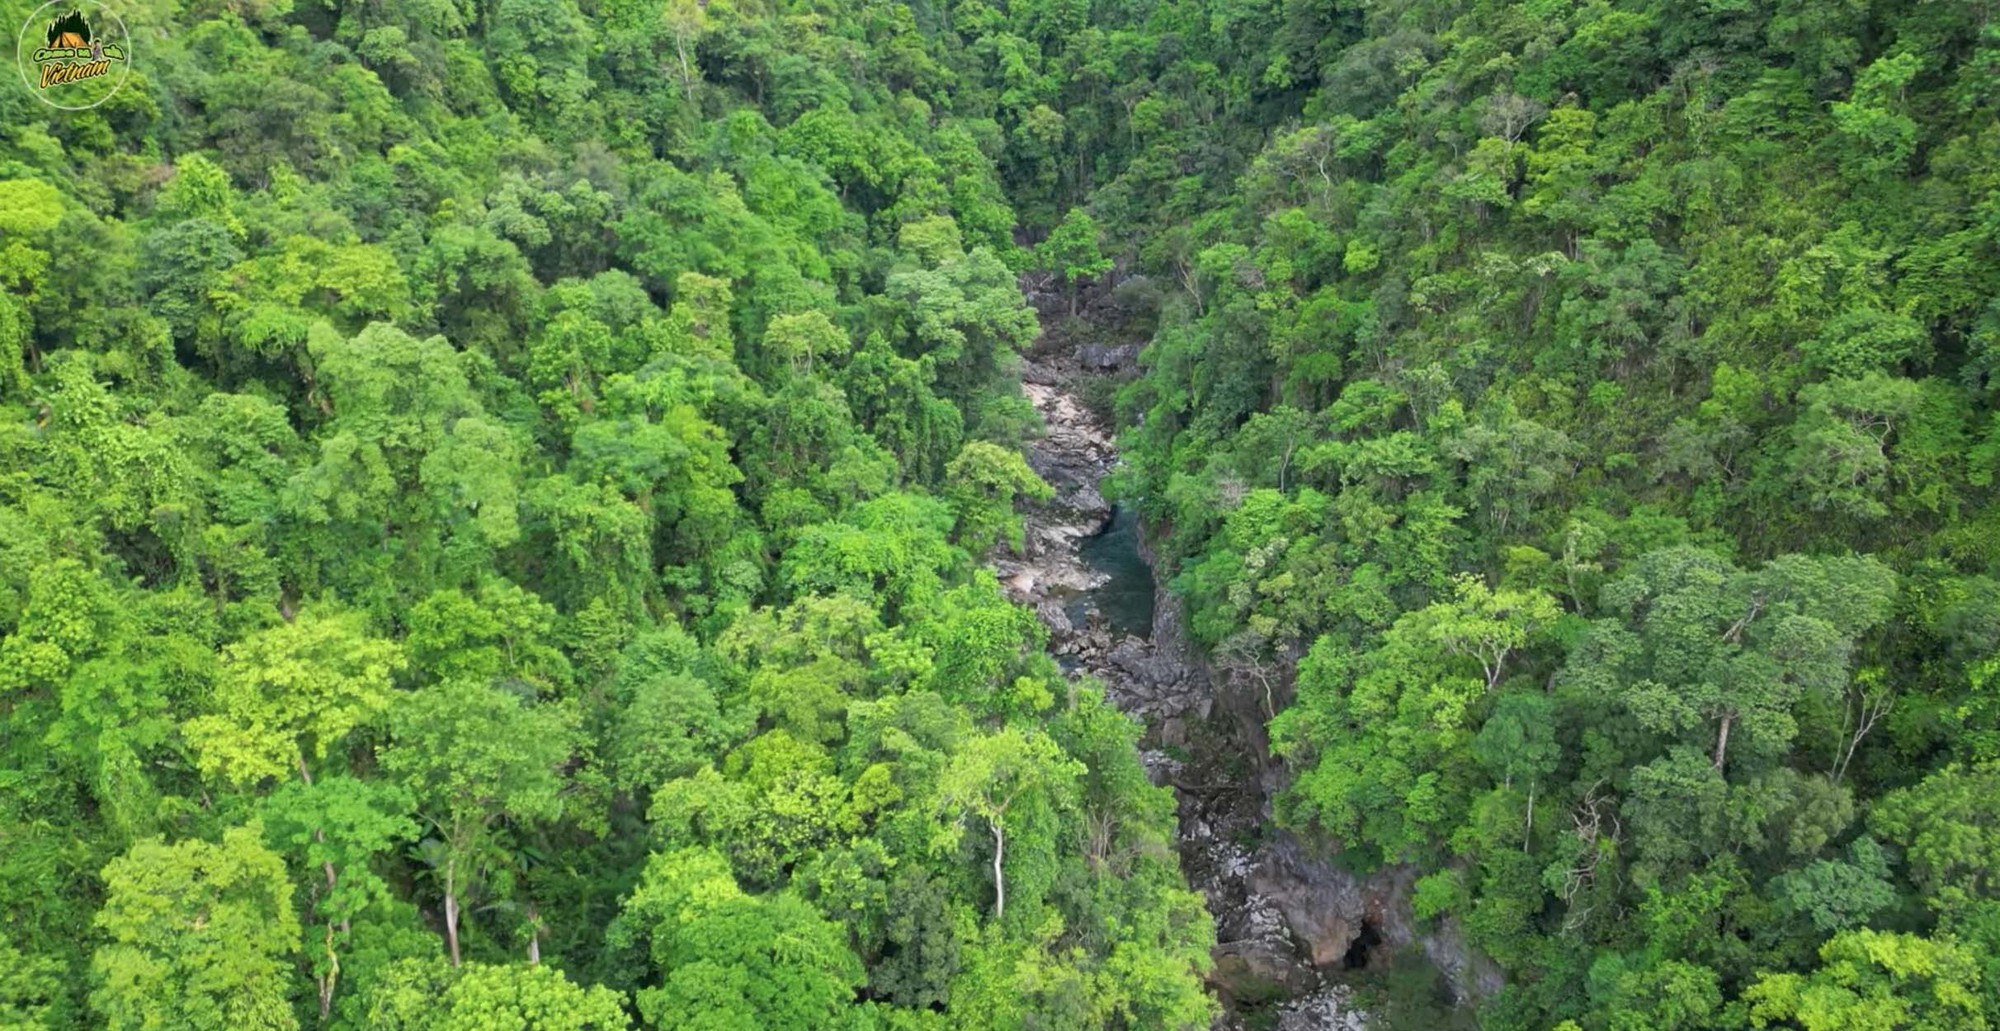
left=1, top=0, right=1998, bottom=1029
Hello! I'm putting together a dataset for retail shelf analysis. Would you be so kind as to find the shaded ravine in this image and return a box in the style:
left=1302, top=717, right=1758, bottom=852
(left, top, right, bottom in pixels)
left=995, top=283, right=1502, bottom=1030
left=995, top=344, right=1367, bottom=1031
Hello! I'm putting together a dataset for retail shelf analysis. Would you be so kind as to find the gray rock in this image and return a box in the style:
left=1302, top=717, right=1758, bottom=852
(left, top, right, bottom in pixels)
left=1209, top=942, right=1318, bottom=1007
left=1278, top=985, right=1370, bottom=1031
left=1078, top=342, right=1141, bottom=370
left=1063, top=483, right=1109, bottom=516
left=1035, top=600, right=1073, bottom=638
left=1249, top=840, right=1419, bottom=970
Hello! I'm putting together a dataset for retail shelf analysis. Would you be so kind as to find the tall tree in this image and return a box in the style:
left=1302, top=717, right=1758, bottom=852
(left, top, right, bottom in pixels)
left=1039, top=208, right=1113, bottom=315
left=380, top=680, right=579, bottom=966
left=934, top=727, right=1082, bottom=923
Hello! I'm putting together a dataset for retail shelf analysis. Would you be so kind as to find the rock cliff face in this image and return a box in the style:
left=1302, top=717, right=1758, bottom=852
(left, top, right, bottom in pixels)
left=999, top=306, right=1500, bottom=1028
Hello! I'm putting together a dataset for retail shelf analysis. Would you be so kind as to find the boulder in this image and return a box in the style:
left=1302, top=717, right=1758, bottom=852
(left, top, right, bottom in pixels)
left=1078, top=342, right=1141, bottom=371
left=1248, top=840, right=1420, bottom=971
left=1209, top=942, right=1319, bottom=1007
left=1020, top=359, right=1060, bottom=386
left=1035, top=599, right=1073, bottom=638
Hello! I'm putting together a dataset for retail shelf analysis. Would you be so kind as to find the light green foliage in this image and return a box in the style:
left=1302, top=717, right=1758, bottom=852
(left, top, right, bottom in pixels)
left=4, top=3, right=1230, bottom=1026
left=1567, top=548, right=1894, bottom=773
left=406, top=581, right=571, bottom=691
left=1787, top=374, right=1968, bottom=523
left=935, top=726, right=1083, bottom=923
left=0, top=931, right=60, bottom=1031
left=261, top=775, right=417, bottom=1016
left=0, top=180, right=64, bottom=237
left=1745, top=930, right=1987, bottom=1031
left=1275, top=575, right=1562, bottom=864
left=916, top=575, right=1049, bottom=705
left=1585, top=955, right=1723, bottom=1031
left=612, top=848, right=862, bottom=1030
left=22, top=0, right=2000, bottom=1025
left=720, top=594, right=879, bottom=745
left=381, top=680, right=579, bottom=964
left=778, top=492, right=959, bottom=615
left=762, top=310, right=852, bottom=376
left=358, top=958, right=630, bottom=1031
left=183, top=610, right=405, bottom=787
left=1871, top=764, right=2000, bottom=920
left=887, top=245, right=1040, bottom=428
left=216, top=236, right=413, bottom=354
left=609, top=668, right=735, bottom=796
left=90, top=826, right=301, bottom=1031
left=1073, top=0, right=2000, bottom=1020
left=433, top=963, right=630, bottom=1031
left=1423, top=574, right=1563, bottom=694
left=153, top=156, right=244, bottom=238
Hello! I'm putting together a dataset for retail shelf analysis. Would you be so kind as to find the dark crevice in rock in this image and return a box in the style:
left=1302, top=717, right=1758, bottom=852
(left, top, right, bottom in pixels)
left=1342, top=921, right=1382, bottom=972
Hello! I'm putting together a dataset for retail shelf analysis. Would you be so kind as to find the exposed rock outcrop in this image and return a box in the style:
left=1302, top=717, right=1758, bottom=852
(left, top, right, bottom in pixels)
left=1078, top=342, right=1141, bottom=371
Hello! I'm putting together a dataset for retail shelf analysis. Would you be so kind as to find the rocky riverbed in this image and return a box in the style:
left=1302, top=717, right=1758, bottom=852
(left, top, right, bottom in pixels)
left=995, top=288, right=1501, bottom=1028
left=995, top=343, right=1373, bottom=1030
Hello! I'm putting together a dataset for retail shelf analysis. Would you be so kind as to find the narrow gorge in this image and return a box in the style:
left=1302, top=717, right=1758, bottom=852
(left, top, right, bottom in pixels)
left=997, top=287, right=1496, bottom=1030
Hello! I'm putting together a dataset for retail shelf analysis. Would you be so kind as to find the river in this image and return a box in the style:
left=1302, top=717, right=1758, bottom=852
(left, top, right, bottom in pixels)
left=1070, top=506, right=1155, bottom=640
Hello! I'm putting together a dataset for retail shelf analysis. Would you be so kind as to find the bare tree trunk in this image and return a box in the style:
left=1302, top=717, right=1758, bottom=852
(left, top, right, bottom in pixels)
left=1832, top=688, right=1890, bottom=784
left=444, top=858, right=462, bottom=967
left=674, top=36, right=696, bottom=104
left=319, top=924, right=339, bottom=1021
left=990, top=822, right=1006, bottom=922
left=527, top=902, right=541, bottom=965
left=1713, top=712, right=1733, bottom=770
left=295, top=754, right=344, bottom=1020
left=317, top=855, right=341, bottom=1018
left=1523, top=780, right=1536, bottom=852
